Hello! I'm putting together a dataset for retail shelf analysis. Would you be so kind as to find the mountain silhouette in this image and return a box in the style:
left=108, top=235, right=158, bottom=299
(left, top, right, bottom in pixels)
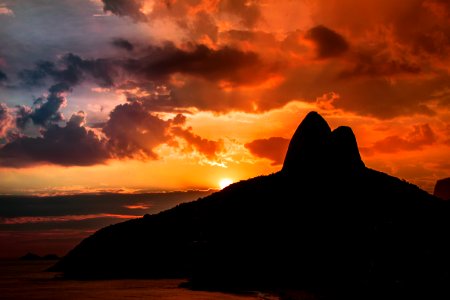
left=51, top=112, right=450, bottom=299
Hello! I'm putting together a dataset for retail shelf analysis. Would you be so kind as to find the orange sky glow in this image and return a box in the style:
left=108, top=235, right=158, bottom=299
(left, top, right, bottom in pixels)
left=0, top=0, right=449, bottom=194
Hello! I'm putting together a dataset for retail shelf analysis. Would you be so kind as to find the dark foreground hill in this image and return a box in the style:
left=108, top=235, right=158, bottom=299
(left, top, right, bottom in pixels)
left=51, top=112, right=450, bottom=299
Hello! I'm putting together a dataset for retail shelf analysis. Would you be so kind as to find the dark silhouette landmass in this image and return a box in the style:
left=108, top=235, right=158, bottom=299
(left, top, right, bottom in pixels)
left=51, top=112, right=450, bottom=299
left=434, top=177, right=450, bottom=200
left=20, top=253, right=59, bottom=261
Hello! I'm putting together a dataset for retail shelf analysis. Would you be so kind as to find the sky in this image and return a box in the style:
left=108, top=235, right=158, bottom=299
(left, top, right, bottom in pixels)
left=0, top=0, right=449, bottom=195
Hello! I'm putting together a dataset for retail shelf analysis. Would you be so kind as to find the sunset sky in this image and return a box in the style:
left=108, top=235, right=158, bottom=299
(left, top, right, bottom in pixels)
left=1, top=0, right=449, bottom=195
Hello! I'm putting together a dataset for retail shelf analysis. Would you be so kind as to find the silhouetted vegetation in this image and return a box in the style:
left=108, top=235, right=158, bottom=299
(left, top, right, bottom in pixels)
left=51, top=112, right=450, bottom=299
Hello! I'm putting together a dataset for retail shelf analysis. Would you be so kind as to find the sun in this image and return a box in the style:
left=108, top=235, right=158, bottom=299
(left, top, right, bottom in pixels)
left=219, top=178, right=233, bottom=189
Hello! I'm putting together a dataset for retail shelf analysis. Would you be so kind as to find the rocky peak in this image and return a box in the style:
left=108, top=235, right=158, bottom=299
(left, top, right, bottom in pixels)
left=329, top=126, right=365, bottom=172
left=282, top=112, right=365, bottom=176
left=282, top=111, right=331, bottom=175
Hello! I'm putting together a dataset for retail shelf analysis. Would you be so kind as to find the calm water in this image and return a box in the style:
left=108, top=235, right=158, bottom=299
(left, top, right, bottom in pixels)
left=0, top=260, right=280, bottom=300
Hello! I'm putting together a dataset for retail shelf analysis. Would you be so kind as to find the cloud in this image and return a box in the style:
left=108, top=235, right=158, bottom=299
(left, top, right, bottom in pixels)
left=101, top=0, right=262, bottom=29
left=28, top=83, right=70, bottom=127
left=7, top=0, right=450, bottom=121
left=124, top=43, right=265, bottom=84
left=245, top=137, right=290, bottom=165
left=19, top=61, right=76, bottom=87
left=0, top=69, right=7, bottom=82
left=171, top=126, right=224, bottom=159
left=0, top=4, right=13, bottom=16
left=1, top=82, right=226, bottom=167
left=362, top=123, right=437, bottom=154
left=338, top=48, right=421, bottom=79
left=3, top=0, right=450, bottom=171
left=103, top=99, right=223, bottom=161
left=19, top=53, right=116, bottom=88
left=111, top=38, right=134, bottom=52
left=16, top=44, right=271, bottom=114
left=218, top=0, right=262, bottom=28
left=0, top=103, right=14, bottom=139
left=15, top=83, right=71, bottom=130
left=103, top=100, right=172, bottom=159
left=0, top=111, right=109, bottom=167
left=102, top=0, right=147, bottom=22
left=305, top=25, right=349, bottom=58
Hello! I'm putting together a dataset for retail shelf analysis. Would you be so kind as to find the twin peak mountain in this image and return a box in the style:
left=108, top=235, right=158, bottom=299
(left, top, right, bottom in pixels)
left=282, top=111, right=364, bottom=175
left=52, top=111, right=450, bottom=299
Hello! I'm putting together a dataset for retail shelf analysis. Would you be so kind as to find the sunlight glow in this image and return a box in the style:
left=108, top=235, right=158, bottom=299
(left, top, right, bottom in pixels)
left=219, top=178, right=233, bottom=189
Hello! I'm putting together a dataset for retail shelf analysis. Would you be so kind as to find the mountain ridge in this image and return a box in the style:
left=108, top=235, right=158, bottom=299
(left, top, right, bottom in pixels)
left=51, top=111, right=450, bottom=299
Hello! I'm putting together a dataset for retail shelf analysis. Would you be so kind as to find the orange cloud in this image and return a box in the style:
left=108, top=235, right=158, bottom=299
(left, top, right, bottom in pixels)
left=245, top=137, right=290, bottom=165
left=361, top=123, right=436, bottom=155
left=305, top=25, right=349, bottom=59
left=1, top=0, right=450, bottom=195
left=0, top=103, right=13, bottom=139
left=171, top=126, right=224, bottom=159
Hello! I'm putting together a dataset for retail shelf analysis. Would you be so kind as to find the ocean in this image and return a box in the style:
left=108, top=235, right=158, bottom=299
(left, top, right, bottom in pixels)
left=0, top=260, right=280, bottom=300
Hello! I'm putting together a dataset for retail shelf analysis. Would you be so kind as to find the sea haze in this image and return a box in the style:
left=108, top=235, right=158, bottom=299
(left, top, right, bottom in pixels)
left=0, top=190, right=213, bottom=258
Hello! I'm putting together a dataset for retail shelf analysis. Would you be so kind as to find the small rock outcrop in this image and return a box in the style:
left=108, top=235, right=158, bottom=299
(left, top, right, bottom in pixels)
left=434, top=177, right=450, bottom=200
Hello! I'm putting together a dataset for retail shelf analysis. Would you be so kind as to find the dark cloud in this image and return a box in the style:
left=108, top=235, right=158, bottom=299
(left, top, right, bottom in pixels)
left=19, top=60, right=80, bottom=87
left=11, top=39, right=279, bottom=118
left=63, top=53, right=116, bottom=88
left=103, top=101, right=171, bottom=159
left=103, top=99, right=223, bottom=161
left=339, top=47, right=422, bottom=79
left=305, top=25, right=349, bottom=58
left=102, top=0, right=147, bottom=22
left=5, top=0, right=450, bottom=124
left=1, top=79, right=226, bottom=167
left=19, top=53, right=116, bottom=88
left=111, top=38, right=134, bottom=52
left=15, top=105, right=33, bottom=129
left=311, top=0, right=450, bottom=59
left=17, top=83, right=70, bottom=129
left=124, top=43, right=264, bottom=84
left=31, top=83, right=70, bottom=125
left=361, top=124, right=436, bottom=155
left=113, top=43, right=273, bottom=113
left=17, top=43, right=266, bottom=106
left=0, top=111, right=109, bottom=167
left=245, top=137, right=290, bottom=165
left=0, top=69, right=7, bottom=82
left=68, top=111, right=86, bottom=127
left=256, top=61, right=446, bottom=119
